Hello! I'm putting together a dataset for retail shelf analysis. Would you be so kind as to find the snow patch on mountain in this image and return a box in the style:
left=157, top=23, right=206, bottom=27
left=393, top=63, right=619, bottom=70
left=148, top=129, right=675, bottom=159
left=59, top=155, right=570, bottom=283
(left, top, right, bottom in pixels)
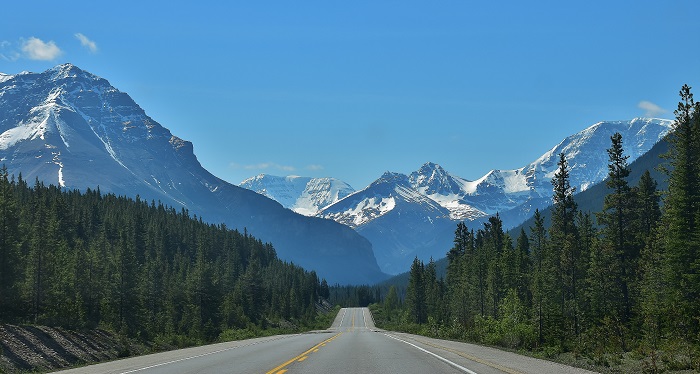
left=0, top=73, right=13, bottom=84
left=0, top=63, right=386, bottom=284
left=240, top=174, right=355, bottom=215
left=313, top=118, right=673, bottom=274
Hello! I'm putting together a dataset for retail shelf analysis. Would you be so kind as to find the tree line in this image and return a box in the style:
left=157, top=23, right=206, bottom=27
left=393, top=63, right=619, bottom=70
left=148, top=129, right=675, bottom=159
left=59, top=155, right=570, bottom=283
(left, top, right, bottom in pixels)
left=376, top=85, right=700, bottom=370
left=0, top=173, right=328, bottom=346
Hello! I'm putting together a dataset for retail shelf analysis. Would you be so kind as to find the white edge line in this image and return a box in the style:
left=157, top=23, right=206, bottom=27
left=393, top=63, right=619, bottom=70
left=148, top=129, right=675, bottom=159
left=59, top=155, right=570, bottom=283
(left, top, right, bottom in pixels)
left=338, top=308, right=347, bottom=328
left=383, top=333, right=479, bottom=374
left=118, top=336, right=292, bottom=374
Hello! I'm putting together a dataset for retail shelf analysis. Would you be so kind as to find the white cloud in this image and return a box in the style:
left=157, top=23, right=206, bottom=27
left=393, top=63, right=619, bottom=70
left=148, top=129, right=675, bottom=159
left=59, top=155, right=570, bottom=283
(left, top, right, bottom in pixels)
left=0, top=41, right=19, bottom=61
left=21, top=37, right=62, bottom=60
left=75, top=33, right=98, bottom=53
left=306, top=164, right=324, bottom=171
left=638, top=100, right=667, bottom=117
left=231, top=162, right=296, bottom=172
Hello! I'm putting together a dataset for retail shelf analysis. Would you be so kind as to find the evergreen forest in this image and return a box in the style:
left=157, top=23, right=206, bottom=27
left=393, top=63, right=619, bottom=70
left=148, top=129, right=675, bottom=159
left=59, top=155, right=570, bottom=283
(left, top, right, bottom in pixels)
left=0, top=171, right=331, bottom=347
left=373, top=85, right=700, bottom=371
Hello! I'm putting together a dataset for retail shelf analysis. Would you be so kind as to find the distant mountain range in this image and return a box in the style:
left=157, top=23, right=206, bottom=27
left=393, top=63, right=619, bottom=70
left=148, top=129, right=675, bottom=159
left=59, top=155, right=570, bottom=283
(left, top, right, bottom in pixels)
left=0, top=63, right=386, bottom=285
left=240, top=175, right=355, bottom=216
left=242, top=118, right=673, bottom=274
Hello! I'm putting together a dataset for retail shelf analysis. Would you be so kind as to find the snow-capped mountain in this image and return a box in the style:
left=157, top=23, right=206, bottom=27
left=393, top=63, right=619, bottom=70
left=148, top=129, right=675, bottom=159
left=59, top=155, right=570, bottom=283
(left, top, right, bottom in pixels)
left=318, top=171, right=455, bottom=273
left=0, top=63, right=385, bottom=284
left=239, top=174, right=355, bottom=215
left=314, top=118, right=673, bottom=274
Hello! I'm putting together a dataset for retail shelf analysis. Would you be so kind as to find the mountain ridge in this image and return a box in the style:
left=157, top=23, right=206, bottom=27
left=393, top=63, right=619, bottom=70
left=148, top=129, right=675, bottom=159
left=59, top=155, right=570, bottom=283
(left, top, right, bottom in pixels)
left=0, top=63, right=386, bottom=284
left=241, top=118, right=673, bottom=274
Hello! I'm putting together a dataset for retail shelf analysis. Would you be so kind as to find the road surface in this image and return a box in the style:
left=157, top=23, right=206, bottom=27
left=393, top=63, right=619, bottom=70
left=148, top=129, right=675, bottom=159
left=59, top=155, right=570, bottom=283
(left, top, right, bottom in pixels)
left=54, top=308, right=596, bottom=373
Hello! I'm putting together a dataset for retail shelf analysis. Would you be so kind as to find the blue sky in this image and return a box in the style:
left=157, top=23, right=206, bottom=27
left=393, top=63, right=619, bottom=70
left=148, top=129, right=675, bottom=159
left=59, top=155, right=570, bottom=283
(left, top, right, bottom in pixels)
left=2, top=1, right=699, bottom=189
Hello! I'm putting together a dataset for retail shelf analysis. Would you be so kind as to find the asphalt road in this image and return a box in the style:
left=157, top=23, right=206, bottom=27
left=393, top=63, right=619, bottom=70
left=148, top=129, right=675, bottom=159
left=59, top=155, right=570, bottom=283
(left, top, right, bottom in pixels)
left=54, top=308, right=597, bottom=374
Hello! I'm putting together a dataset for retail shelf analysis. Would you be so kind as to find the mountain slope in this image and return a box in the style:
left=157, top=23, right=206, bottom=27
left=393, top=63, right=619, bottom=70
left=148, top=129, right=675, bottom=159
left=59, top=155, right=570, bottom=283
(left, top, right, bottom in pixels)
left=315, top=119, right=672, bottom=274
left=376, top=135, right=673, bottom=290
left=0, top=63, right=385, bottom=284
left=317, top=172, right=455, bottom=273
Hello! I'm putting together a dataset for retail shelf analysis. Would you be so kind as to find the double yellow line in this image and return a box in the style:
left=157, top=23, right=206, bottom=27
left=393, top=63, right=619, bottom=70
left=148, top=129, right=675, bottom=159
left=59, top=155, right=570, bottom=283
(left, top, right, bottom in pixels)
left=265, top=333, right=342, bottom=374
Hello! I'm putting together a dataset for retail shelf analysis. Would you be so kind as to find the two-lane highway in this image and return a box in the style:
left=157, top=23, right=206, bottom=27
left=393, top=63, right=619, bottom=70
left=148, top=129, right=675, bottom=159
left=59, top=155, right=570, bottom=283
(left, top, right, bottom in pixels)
left=55, top=308, right=597, bottom=374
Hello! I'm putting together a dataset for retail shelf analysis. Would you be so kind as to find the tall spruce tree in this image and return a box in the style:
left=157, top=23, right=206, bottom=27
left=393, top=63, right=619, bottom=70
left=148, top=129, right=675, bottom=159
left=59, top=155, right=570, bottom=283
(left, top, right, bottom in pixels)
left=484, top=214, right=505, bottom=318
left=635, top=170, right=661, bottom=243
left=660, top=84, right=700, bottom=342
left=406, top=257, right=426, bottom=324
left=550, top=153, right=581, bottom=342
left=596, top=132, right=636, bottom=325
left=0, top=166, right=20, bottom=321
left=447, top=222, right=471, bottom=325
left=529, top=209, right=556, bottom=345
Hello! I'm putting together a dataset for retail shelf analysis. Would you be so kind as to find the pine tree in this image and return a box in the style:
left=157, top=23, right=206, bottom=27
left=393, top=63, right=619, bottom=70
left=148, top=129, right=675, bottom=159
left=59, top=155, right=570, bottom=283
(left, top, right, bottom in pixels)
left=635, top=170, right=660, bottom=244
left=384, top=285, right=399, bottom=321
left=529, top=209, right=555, bottom=346
left=596, top=132, right=636, bottom=325
left=659, top=84, right=700, bottom=342
left=550, top=153, right=580, bottom=342
left=514, top=228, right=531, bottom=306
left=446, top=222, right=474, bottom=326
left=484, top=214, right=505, bottom=318
left=406, top=257, right=426, bottom=324
left=0, top=166, right=20, bottom=322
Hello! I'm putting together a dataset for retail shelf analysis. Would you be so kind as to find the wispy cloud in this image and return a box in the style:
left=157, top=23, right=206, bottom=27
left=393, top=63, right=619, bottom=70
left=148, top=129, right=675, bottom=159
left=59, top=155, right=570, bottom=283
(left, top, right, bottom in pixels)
left=638, top=100, right=667, bottom=117
left=230, top=162, right=296, bottom=172
left=306, top=164, right=324, bottom=171
left=75, top=33, right=98, bottom=53
left=0, top=41, right=20, bottom=61
left=21, top=37, right=62, bottom=60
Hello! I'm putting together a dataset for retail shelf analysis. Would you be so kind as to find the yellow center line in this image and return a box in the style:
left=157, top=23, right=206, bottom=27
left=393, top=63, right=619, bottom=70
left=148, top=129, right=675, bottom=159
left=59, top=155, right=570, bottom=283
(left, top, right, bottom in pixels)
left=297, top=356, right=308, bottom=362
left=402, top=335, right=524, bottom=374
left=265, top=333, right=341, bottom=374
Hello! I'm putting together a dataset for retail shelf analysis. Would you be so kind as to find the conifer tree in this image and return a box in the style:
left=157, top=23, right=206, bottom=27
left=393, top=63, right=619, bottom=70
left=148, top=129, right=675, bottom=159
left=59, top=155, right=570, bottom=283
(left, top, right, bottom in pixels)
left=596, top=132, right=636, bottom=324
left=635, top=170, right=660, bottom=243
left=406, top=257, right=426, bottom=324
left=660, top=84, right=700, bottom=342
left=529, top=209, right=555, bottom=345
left=0, top=165, right=20, bottom=321
left=514, top=228, right=531, bottom=306
left=384, top=285, right=399, bottom=321
left=484, top=214, right=505, bottom=318
left=550, top=153, right=580, bottom=341
left=446, top=223, right=474, bottom=326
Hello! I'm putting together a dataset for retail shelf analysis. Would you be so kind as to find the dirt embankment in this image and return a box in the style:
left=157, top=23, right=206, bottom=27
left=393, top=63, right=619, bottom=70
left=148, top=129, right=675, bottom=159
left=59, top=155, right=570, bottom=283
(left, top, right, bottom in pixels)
left=0, top=324, right=128, bottom=373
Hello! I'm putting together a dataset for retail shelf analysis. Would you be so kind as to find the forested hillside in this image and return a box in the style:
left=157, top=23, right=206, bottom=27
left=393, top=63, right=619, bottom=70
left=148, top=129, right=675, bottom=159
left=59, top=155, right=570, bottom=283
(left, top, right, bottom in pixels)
left=373, top=86, right=700, bottom=372
left=0, top=170, right=329, bottom=347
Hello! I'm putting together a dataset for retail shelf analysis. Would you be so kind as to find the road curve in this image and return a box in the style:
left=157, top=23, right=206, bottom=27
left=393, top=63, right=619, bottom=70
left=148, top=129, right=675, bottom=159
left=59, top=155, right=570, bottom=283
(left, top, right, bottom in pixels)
left=54, top=308, right=596, bottom=374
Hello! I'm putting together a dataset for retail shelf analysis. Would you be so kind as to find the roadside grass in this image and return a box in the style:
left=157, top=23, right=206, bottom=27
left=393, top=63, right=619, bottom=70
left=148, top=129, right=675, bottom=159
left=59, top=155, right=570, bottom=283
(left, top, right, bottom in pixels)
left=368, top=304, right=698, bottom=374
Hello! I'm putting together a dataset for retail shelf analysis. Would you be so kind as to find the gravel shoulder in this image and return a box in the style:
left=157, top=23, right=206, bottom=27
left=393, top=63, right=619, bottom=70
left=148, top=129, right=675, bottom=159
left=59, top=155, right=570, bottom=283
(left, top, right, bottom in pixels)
left=0, top=324, right=128, bottom=373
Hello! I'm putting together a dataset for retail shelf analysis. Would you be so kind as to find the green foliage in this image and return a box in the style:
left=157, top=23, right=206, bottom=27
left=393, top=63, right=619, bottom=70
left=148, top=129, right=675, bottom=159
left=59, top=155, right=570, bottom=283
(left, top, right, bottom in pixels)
left=383, top=285, right=399, bottom=321
left=658, top=84, right=700, bottom=349
left=0, top=175, right=329, bottom=346
left=372, top=87, right=700, bottom=370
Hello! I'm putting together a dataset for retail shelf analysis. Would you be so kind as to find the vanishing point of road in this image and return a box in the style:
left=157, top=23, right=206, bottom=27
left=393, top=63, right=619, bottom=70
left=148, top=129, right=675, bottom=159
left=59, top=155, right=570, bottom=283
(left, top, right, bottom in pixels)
left=55, top=308, right=597, bottom=374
